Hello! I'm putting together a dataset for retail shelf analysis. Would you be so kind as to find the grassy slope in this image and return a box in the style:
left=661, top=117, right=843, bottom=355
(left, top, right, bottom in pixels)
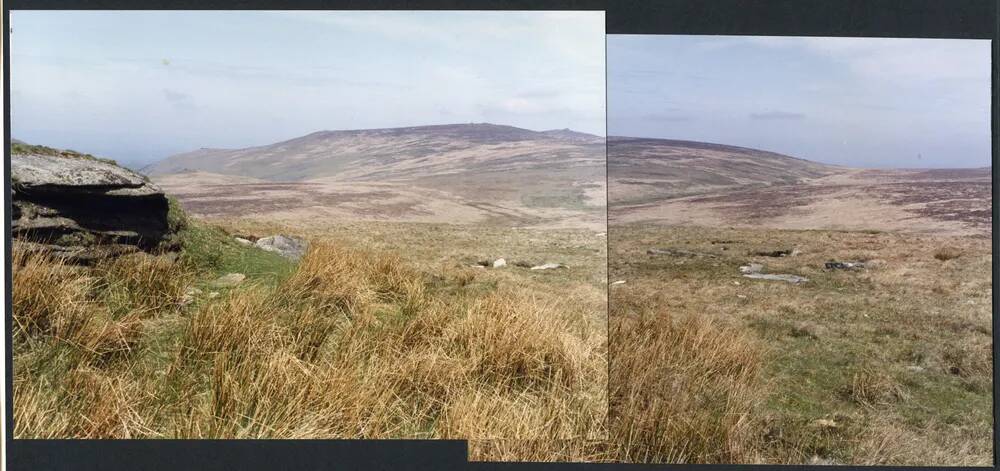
left=12, top=210, right=606, bottom=440
left=606, top=224, right=992, bottom=465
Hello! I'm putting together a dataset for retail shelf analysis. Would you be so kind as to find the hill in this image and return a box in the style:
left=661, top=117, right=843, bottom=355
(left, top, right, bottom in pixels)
left=147, top=124, right=606, bottom=228
left=608, top=137, right=837, bottom=206
left=144, top=123, right=604, bottom=182
left=609, top=137, right=991, bottom=236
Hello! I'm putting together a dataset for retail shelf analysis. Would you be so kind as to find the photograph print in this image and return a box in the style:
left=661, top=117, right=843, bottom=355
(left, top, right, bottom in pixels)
left=9, top=10, right=608, bottom=446
left=607, top=35, right=992, bottom=465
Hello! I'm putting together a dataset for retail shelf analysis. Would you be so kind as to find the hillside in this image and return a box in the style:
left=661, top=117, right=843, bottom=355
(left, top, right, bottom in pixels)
left=144, top=123, right=604, bottom=182
left=608, top=137, right=837, bottom=206
left=609, top=137, right=991, bottom=236
left=147, top=124, right=607, bottom=228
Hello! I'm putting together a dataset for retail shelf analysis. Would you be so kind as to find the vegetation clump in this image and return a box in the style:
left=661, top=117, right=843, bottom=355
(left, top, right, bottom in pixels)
left=12, top=210, right=606, bottom=441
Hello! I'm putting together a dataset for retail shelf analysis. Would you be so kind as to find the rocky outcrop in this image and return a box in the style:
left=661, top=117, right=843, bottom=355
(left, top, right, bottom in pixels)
left=12, top=146, right=177, bottom=262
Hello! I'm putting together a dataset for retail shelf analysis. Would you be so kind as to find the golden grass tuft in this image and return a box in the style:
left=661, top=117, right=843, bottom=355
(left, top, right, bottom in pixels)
left=847, top=367, right=909, bottom=408
left=13, top=232, right=605, bottom=442
left=11, top=245, right=95, bottom=341
left=606, top=287, right=766, bottom=463
left=94, top=252, right=192, bottom=317
left=447, top=291, right=578, bottom=390
left=284, top=242, right=418, bottom=314
left=933, top=246, right=963, bottom=261
left=184, top=288, right=286, bottom=361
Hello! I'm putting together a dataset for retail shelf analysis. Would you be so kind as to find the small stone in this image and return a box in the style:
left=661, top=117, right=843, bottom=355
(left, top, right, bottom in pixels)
left=906, top=365, right=925, bottom=373
left=739, top=263, right=764, bottom=274
left=212, top=273, right=246, bottom=288
left=808, top=455, right=839, bottom=465
left=493, top=258, right=507, bottom=268
left=736, top=294, right=747, bottom=299
left=611, top=280, right=626, bottom=285
left=234, top=237, right=253, bottom=246
left=530, top=263, right=565, bottom=270
left=810, top=418, right=838, bottom=429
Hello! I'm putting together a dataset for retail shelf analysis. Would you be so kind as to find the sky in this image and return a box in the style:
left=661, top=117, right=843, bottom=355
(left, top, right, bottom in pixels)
left=608, top=35, right=991, bottom=168
left=11, top=11, right=605, bottom=168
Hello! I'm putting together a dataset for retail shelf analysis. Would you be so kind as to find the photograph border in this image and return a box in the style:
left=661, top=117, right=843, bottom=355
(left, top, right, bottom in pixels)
left=3, top=0, right=996, bottom=469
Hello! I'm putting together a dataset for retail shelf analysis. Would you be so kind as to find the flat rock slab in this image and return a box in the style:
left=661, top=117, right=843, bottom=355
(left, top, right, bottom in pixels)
left=743, top=273, right=809, bottom=284
left=212, top=273, right=246, bottom=288
left=255, top=235, right=308, bottom=260
left=11, top=151, right=174, bottom=263
left=647, top=247, right=718, bottom=258
left=530, top=263, right=566, bottom=270
left=13, top=153, right=161, bottom=196
left=825, top=261, right=866, bottom=270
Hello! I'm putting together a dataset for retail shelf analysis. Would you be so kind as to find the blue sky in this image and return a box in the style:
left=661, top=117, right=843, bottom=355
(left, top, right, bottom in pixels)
left=609, top=35, right=991, bottom=168
left=11, top=11, right=605, bottom=168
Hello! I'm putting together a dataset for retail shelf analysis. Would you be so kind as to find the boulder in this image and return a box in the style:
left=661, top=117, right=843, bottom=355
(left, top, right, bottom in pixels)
left=11, top=146, right=177, bottom=263
left=255, top=235, right=308, bottom=260
left=493, top=258, right=507, bottom=268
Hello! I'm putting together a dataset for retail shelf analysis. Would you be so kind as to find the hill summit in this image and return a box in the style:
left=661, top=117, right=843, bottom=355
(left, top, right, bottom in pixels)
left=144, top=123, right=603, bottom=182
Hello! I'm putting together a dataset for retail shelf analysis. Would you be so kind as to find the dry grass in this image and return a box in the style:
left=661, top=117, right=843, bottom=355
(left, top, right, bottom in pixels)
left=933, top=246, right=964, bottom=261
left=12, top=224, right=606, bottom=441
left=605, top=286, right=767, bottom=463
left=846, top=367, right=910, bottom=409
left=598, top=224, right=992, bottom=465
left=468, top=285, right=768, bottom=463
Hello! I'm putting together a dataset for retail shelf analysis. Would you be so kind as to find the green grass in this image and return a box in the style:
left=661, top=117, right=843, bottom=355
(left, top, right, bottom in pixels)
left=610, top=223, right=993, bottom=465
left=177, top=222, right=296, bottom=287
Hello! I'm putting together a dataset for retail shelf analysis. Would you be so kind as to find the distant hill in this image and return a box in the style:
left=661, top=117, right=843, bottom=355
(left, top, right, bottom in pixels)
left=144, top=123, right=604, bottom=182
left=609, top=136, right=837, bottom=206
left=147, top=123, right=607, bottom=228
left=609, top=136, right=990, bottom=236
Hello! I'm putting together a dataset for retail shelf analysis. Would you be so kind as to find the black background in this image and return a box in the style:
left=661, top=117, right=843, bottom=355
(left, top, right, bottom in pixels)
left=4, top=0, right=997, bottom=469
